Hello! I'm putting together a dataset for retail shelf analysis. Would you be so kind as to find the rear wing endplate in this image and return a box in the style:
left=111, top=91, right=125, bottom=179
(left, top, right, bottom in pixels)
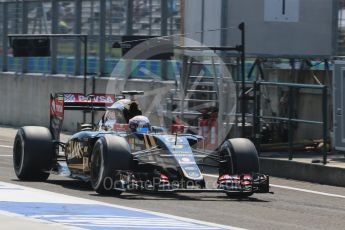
left=49, top=93, right=124, bottom=140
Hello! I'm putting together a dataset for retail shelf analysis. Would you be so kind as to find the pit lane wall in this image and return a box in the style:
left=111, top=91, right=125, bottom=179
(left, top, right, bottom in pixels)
left=0, top=72, right=174, bottom=131
left=0, top=70, right=331, bottom=141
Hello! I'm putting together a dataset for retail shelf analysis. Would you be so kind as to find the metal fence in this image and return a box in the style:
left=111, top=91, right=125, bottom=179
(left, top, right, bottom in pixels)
left=0, top=0, right=181, bottom=77
left=252, top=81, right=328, bottom=164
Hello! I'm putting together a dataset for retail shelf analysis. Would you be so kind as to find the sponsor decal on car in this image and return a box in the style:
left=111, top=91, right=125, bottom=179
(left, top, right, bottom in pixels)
left=64, top=93, right=76, bottom=102
left=181, top=157, right=191, bottom=162
left=50, top=97, right=64, bottom=117
left=64, top=93, right=116, bottom=104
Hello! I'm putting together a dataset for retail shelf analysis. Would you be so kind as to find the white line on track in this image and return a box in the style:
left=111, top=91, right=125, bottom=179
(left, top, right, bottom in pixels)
left=0, top=145, right=12, bottom=149
left=0, top=181, right=243, bottom=230
left=203, top=173, right=345, bottom=199
left=269, top=184, right=345, bottom=199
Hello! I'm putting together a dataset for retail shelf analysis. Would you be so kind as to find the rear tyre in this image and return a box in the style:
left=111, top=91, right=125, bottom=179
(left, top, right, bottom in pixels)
left=90, top=135, right=132, bottom=195
left=219, top=138, right=260, bottom=198
left=13, top=126, right=54, bottom=181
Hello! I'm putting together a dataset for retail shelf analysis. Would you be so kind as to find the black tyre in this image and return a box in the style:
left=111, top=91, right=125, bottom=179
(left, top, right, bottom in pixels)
left=219, top=138, right=259, bottom=198
left=13, top=126, right=54, bottom=181
left=90, top=135, right=132, bottom=195
left=219, top=138, right=259, bottom=174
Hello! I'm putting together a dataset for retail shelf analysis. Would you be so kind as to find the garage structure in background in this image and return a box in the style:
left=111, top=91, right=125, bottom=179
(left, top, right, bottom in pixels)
left=333, top=60, right=345, bottom=151
left=183, top=0, right=338, bottom=57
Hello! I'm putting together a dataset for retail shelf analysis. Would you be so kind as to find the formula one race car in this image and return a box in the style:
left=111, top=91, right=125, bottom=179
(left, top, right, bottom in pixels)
left=13, top=91, right=269, bottom=197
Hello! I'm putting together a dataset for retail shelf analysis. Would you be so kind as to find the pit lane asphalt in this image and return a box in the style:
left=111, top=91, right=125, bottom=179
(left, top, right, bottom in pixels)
left=1, top=126, right=345, bottom=230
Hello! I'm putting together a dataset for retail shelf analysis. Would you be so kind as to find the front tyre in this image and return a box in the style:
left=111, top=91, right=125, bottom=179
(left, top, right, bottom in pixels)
left=13, top=126, right=54, bottom=181
left=219, top=138, right=259, bottom=174
left=90, top=135, right=132, bottom=195
left=219, top=138, right=260, bottom=198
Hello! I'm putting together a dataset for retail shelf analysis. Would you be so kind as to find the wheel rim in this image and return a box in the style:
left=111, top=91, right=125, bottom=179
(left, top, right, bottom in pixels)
left=13, top=137, right=24, bottom=173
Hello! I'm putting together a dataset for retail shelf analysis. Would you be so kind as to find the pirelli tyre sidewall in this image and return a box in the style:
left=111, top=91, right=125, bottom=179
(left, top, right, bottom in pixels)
left=219, top=138, right=260, bottom=174
left=13, top=126, right=54, bottom=181
left=90, top=135, right=132, bottom=195
left=219, top=138, right=260, bottom=198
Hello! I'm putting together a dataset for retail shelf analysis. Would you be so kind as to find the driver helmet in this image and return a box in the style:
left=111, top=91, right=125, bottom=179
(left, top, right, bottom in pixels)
left=129, top=115, right=151, bottom=132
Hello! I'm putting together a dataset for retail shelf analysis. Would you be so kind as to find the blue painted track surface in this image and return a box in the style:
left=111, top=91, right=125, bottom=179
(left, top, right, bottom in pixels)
left=0, top=201, right=226, bottom=230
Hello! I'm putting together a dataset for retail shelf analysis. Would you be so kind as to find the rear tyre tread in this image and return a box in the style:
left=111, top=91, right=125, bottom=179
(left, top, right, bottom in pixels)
left=13, top=126, right=54, bottom=182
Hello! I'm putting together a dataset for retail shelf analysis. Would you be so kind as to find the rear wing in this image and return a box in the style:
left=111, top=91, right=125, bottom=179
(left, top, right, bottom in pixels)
left=49, top=93, right=124, bottom=140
